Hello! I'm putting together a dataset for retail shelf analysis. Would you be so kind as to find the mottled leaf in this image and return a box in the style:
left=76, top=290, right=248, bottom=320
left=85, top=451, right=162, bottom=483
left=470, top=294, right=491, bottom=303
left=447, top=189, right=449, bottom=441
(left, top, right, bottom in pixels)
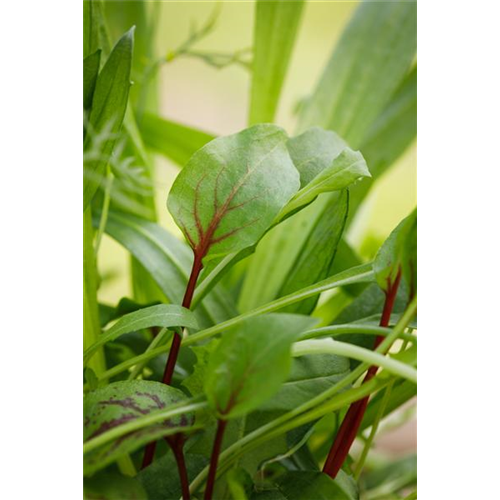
left=204, top=314, right=317, bottom=419
left=84, top=381, right=193, bottom=475
left=167, top=124, right=300, bottom=265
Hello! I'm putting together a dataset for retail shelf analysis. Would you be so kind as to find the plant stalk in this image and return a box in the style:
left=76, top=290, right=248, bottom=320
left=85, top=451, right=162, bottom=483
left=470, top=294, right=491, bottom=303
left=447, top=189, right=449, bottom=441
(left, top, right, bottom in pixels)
left=204, top=419, right=228, bottom=500
left=166, top=434, right=191, bottom=500
left=322, top=269, right=402, bottom=478
left=141, top=253, right=203, bottom=470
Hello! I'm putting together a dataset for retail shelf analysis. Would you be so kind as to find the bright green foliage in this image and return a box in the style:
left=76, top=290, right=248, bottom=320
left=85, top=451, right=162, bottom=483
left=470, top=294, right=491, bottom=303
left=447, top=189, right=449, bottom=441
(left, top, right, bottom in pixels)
left=204, top=315, right=317, bottom=419
left=168, top=124, right=300, bottom=264
left=83, top=50, right=101, bottom=112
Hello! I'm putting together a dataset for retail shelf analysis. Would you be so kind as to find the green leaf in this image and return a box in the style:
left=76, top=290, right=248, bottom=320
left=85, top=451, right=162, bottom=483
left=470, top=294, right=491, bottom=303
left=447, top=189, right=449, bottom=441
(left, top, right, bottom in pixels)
left=249, top=0, right=305, bottom=124
left=83, top=50, right=101, bottom=112
left=84, top=473, right=147, bottom=500
left=204, top=314, right=317, bottom=419
left=98, top=210, right=237, bottom=327
left=84, top=304, right=198, bottom=363
left=252, top=471, right=353, bottom=500
left=84, top=380, right=194, bottom=475
left=84, top=27, right=134, bottom=210
left=277, top=129, right=369, bottom=221
left=259, top=353, right=350, bottom=412
left=277, top=191, right=349, bottom=315
left=167, top=124, right=300, bottom=265
left=373, top=209, right=417, bottom=293
left=140, top=112, right=215, bottom=167
left=297, top=1, right=417, bottom=148
left=83, top=0, right=109, bottom=58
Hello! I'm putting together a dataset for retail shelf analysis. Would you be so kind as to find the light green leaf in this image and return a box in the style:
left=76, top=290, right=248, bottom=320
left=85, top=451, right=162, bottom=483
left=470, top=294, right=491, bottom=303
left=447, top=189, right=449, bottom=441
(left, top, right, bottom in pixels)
left=84, top=27, right=134, bottom=210
left=373, top=209, right=417, bottom=293
left=277, top=191, right=349, bottom=315
left=140, top=112, right=215, bottom=167
left=83, top=381, right=194, bottom=475
left=97, top=210, right=237, bottom=328
left=168, top=124, right=300, bottom=264
left=84, top=474, right=147, bottom=500
left=84, top=304, right=198, bottom=363
left=204, top=314, right=317, bottom=419
left=276, top=128, right=369, bottom=221
left=83, top=0, right=109, bottom=58
left=249, top=0, right=305, bottom=124
left=297, top=1, right=417, bottom=148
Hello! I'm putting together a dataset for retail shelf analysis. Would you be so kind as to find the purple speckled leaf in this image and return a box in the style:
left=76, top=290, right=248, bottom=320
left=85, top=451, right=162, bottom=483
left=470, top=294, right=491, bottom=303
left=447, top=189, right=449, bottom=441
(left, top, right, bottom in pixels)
left=84, top=381, right=194, bottom=475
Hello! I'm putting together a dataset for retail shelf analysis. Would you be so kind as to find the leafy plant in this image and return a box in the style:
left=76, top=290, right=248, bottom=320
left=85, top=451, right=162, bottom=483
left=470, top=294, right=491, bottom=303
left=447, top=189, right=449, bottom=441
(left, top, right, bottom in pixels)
left=83, top=1, right=416, bottom=499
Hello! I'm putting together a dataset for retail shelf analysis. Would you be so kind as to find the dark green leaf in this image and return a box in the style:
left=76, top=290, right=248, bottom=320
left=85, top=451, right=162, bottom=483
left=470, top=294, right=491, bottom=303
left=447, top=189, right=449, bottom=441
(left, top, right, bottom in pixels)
left=204, top=314, right=317, bottom=419
left=277, top=191, right=349, bottom=315
left=97, top=210, right=237, bottom=328
left=84, top=50, right=101, bottom=112
left=84, top=27, right=134, bottom=210
left=167, top=124, right=300, bottom=265
left=140, top=112, right=215, bottom=167
left=249, top=0, right=305, bottom=124
left=84, top=380, right=193, bottom=475
left=84, top=473, right=147, bottom=500
left=84, top=304, right=198, bottom=363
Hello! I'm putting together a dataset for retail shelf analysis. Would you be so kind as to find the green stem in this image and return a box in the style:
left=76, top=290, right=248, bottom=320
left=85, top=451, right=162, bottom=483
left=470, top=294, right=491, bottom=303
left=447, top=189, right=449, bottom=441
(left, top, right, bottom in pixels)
left=94, top=165, right=113, bottom=254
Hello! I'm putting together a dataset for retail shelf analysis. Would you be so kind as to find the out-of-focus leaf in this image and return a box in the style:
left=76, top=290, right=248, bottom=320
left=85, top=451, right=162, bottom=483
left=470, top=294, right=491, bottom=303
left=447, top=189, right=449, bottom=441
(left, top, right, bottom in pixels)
left=83, top=50, right=101, bottom=112
left=84, top=28, right=134, bottom=210
left=140, top=112, right=215, bottom=166
left=83, top=0, right=109, bottom=58
left=297, top=1, right=417, bottom=149
left=84, top=473, right=147, bottom=500
left=249, top=0, right=305, bottom=124
left=83, top=381, right=194, bottom=475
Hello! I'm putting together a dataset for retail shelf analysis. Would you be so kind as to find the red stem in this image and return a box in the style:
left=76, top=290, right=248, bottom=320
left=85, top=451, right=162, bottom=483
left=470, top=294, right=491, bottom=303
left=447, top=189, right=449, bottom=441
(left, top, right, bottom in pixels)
left=322, top=269, right=402, bottom=478
left=141, top=253, right=204, bottom=469
left=167, top=434, right=191, bottom=500
left=204, top=419, right=227, bottom=500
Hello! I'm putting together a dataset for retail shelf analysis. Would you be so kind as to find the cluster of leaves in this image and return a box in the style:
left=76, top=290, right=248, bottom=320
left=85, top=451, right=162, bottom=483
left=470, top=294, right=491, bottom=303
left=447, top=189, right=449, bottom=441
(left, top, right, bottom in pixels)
left=83, top=1, right=416, bottom=499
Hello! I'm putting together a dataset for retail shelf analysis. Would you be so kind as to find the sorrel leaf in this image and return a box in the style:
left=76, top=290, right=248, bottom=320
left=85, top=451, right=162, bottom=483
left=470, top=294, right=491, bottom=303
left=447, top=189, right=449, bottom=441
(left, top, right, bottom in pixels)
left=84, top=381, right=194, bottom=475
left=297, top=1, right=417, bottom=148
left=276, top=126, right=369, bottom=222
left=98, top=210, right=237, bottom=327
left=204, top=314, right=317, bottom=419
left=167, top=124, right=300, bottom=264
left=249, top=0, right=305, bottom=124
left=140, top=112, right=215, bottom=167
left=373, top=209, right=417, bottom=293
left=84, top=27, right=134, bottom=210
left=84, top=304, right=198, bottom=363
left=84, top=474, right=148, bottom=500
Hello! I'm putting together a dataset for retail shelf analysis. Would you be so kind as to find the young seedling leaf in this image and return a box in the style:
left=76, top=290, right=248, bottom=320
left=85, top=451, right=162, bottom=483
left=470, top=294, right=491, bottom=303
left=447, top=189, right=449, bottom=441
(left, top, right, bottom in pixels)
left=278, top=129, right=369, bottom=221
left=83, top=50, right=101, bottom=112
left=204, top=314, right=317, bottom=419
left=373, top=209, right=417, bottom=294
left=84, top=474, right=148, bottom=500
left=84, top=27, right=134, bottom=210
left=84, top=381, right=194, bottom=475
left=84, top=304, right=198, bottom=363
left=167, top=124, right=300, bottom=265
